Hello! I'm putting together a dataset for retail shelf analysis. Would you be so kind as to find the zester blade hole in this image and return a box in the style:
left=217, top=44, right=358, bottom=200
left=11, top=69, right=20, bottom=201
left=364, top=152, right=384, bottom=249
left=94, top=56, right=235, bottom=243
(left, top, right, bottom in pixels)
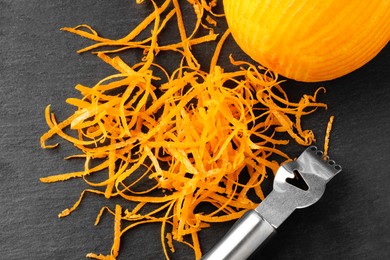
left=286, top=170, right=309, bottom=191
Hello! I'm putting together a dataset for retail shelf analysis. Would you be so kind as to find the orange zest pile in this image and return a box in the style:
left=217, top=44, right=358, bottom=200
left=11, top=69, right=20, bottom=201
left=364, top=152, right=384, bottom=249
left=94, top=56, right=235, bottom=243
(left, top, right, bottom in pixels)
left=40, top=1, right=329, bottom=259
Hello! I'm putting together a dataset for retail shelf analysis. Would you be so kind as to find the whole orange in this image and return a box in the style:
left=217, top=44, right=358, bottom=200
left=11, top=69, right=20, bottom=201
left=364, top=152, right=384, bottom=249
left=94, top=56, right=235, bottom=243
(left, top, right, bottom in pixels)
left=223, top=0, right=390, bottom=82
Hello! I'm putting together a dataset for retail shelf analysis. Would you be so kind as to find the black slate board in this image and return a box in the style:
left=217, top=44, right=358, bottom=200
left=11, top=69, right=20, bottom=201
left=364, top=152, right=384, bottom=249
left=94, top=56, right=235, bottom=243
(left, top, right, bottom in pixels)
left=1, top=1, right=389, bottom=259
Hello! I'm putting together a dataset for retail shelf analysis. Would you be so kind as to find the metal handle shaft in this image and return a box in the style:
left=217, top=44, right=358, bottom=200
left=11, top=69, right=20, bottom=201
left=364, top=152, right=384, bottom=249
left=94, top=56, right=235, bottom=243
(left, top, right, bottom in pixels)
left=201, top=210, right=275, bottom=260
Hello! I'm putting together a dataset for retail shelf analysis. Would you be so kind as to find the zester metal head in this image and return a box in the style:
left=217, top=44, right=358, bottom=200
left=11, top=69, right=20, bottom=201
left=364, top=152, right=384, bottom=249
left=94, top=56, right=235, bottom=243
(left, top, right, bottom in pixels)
left=277, top=145, right=342, bottom=207
left=256, top=146, right=342, bottom=228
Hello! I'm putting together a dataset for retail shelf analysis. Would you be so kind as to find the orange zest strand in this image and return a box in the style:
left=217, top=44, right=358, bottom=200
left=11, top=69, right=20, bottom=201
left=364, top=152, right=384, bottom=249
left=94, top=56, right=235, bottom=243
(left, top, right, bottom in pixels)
left=323, top=115, right=335, bottom=158
left=41, top=1, right=332, bottom=259
left=86, top=205, right=122, bottom=260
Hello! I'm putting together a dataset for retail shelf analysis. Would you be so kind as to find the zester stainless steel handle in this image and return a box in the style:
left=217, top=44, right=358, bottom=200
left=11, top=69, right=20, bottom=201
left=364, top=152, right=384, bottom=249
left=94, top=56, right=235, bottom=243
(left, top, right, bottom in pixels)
left=201, top=210, right=275, bottom=260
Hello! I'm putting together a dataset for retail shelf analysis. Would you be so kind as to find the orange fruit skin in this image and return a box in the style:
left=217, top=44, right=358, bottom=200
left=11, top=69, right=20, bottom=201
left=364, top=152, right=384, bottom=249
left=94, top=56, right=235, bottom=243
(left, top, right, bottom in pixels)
left=223, top=0, right=390, bottom=82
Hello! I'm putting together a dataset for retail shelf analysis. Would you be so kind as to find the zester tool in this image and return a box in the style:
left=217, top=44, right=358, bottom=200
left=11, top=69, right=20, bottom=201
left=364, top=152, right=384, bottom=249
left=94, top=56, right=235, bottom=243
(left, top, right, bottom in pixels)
left=201, top=146, right=342, bottom=260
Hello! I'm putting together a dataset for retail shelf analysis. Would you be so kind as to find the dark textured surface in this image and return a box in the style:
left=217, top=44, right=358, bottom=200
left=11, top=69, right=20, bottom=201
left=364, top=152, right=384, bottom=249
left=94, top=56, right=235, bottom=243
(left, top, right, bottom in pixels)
left=1, top=1, right=389, bottom=259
